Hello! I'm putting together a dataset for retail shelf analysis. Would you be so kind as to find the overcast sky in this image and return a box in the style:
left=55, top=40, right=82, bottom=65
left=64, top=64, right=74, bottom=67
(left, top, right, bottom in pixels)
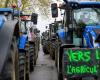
left=36, top=0, right=63, bottom=34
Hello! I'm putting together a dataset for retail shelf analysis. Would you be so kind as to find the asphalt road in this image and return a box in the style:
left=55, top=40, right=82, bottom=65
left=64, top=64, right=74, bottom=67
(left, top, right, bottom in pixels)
left=30, top=45, right=58, bottom=80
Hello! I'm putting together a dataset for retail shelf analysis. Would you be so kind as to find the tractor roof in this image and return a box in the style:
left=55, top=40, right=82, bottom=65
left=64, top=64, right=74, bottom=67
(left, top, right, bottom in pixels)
left=63, top=1, right=100, bottom=9
left=0, top=8, right=13, bottom=13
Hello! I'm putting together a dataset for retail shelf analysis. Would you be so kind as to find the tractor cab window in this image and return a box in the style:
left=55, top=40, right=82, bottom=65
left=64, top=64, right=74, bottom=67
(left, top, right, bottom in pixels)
left=0, top=15, right=7, bottom=21
left=21, top=21, right=26, bottom=33
left=94, top=28, right=100, bottom=43
left=7, top=14, right=12, bottom=20
left=26, top=21, right=31, bottom=28
left=21, top=21, right=31, bottom=33
left=4, top=12, right=12, bottom=20
left=74, top=8, right=100, bottom=26
left=73, top=8, right=100, bottom=47
left=0, top=12, right=12, bottom=20
left=73, top=31, right=82, bottom=47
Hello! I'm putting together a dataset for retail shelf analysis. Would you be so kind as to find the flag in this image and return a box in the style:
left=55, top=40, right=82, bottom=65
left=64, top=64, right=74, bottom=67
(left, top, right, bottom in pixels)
left=18, top=0, right=22, bottom=7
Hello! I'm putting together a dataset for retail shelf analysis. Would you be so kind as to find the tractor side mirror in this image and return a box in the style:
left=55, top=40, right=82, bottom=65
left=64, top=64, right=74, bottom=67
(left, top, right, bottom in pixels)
left=51, top=3, right=58, bottom=18
left=31, top=13, right=38, bottom=24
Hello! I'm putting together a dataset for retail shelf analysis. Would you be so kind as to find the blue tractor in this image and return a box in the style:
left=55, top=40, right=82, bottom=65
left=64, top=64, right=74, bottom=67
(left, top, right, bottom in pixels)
left=55, top=1, right=100, bottom=80
left=0, top=8, right=21, bottom=80
left=15, top=13, right=39, bottom=80
left=17, top=14, right=40, bottom=73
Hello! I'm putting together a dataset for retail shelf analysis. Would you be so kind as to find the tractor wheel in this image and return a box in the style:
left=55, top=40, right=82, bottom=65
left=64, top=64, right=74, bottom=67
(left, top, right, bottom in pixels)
left=34, top=43, right=38, bottom=65
left=18, top=52, right=26, bottom=80
left=43, top=46, right=49, bottom=54
left=51, top=48, right=55, bottom=60
left=29, top=44, right=35, bottom=72
left=25, top=43, right=30, bottom=80
left=2, top=36, right=19, bottom=80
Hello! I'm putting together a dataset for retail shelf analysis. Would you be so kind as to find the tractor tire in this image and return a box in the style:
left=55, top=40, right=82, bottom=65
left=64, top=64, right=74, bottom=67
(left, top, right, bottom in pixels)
left=2, top=37, right=19, bottom=80
left=50, top=48, right=55, bottom=60
left=43, top=46, right=49, bottom=54
left=29, top=44, right=35, bottom=72
left=18, top=52, right=26, bottom=80
left=34, top=42, right=38, bottom=65
left=25, top=43, right=30, bottom=80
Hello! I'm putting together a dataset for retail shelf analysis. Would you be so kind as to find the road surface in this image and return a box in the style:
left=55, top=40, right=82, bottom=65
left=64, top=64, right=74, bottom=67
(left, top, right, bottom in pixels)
left=30, top=45, right=58, bottom=80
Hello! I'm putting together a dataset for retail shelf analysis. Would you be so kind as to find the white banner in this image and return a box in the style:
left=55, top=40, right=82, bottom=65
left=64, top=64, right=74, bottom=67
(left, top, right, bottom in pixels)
left=18, top=0, right=22, bottom=7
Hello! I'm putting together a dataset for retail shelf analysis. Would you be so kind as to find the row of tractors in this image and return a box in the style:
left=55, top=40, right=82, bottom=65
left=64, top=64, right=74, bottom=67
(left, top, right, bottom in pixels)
left=42, top=1, right=100, bottom=80
left=0, top=8, right=40, bottom=80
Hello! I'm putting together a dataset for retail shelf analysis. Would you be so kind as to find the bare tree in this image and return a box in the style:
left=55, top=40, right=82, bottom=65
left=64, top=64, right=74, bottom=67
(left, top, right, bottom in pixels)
left=0, top=0, right=51, bottom=17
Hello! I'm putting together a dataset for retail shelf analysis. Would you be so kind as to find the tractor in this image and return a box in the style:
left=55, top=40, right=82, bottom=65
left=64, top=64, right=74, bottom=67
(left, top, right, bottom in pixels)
left=42, top=30, right=50, bottom=54
left=51, top=1, right=100, bottom=80
left=17, top=14, right=39, bottom=73
left=0, top=8, right=21, bottom=80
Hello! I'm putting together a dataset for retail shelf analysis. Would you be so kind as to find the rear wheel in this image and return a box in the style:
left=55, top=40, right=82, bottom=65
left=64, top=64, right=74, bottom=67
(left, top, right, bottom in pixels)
left=18, top=52, right=26, bottom=80
left=43, top=46, right=49, bottom=54
left=50, top=47, right=55, bottom=60
left=19, top=42, right=30, bottom=80
left=25, top=43, right=30, bottom=80
left=29, top=43, right=35, bottom=72
left=2, top=36, right=19, bottom=80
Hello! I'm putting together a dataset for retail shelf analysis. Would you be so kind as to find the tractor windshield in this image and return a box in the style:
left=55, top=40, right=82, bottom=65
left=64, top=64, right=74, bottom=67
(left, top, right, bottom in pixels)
left=74, top=8, right=100, bottom=26
left=21, top=21, right=31, bottom=33
left=21, top=21, right=26, bottom=33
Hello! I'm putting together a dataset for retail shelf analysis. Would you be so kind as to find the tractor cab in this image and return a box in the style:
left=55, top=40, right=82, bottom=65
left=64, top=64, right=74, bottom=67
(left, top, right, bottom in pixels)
left=57, top=1, right=100, bottom=80
left=20, top=14, right=37, bottom=42
left=20, top=15, right=31, bottom=34
left=72, top=2, right=100, bottom=48
left=0, top=8, right=13, bottom=20
left=0, top=8, right=13, bottom=29
left=60, top=1, right=100, bottom=47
